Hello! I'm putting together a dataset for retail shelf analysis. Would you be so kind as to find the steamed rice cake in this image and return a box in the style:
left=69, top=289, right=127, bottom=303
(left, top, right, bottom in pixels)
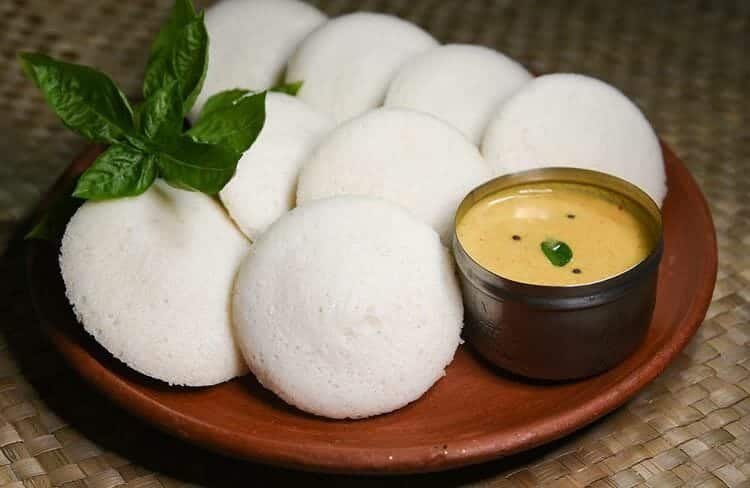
left=285, top=12, right=438, bottom=122
left=232, top=196, right=464, bottom=418
left=385, top=44, right=531, bottom=143
left=219, top=92, right=334, bottom=240
left=296, top=107, right=491, bottom=241
left=190, top=0, right=326, bottom=120
left=60, top=181, right=250, bottom=386
left=481, top=73, right=667, bottom=205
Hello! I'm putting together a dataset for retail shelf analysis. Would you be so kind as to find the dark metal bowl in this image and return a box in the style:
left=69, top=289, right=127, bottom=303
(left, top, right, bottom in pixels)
left=453, top=168, right=663, bottom=380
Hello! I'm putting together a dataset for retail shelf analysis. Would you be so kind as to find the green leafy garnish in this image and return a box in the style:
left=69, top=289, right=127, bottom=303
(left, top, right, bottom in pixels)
left=19, top=53, right=135, bottom=144
left=155, top=136, right=241, bottom=194
left=197, top=89, right=251, bottom=119
left=137, top=80, right=184, bottom=143
left=73, top=145, right=158, bottom=200
left=142, top=0, right=206, bottom=114
left=21, top=0, right=267, bottom=239
left=271, top=80, right=303, bottom=96
left=540, top=239, right=573, bottom=267
left=189, top=91, right=266, bottom=153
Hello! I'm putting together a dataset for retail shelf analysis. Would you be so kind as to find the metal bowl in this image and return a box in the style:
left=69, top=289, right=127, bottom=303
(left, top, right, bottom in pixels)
left=452, top=168, right=663, bottom=380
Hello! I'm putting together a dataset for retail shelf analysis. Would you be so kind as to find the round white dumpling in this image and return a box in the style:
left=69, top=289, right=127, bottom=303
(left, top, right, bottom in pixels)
left=219, top=93, right=334, bottom=240
left=385, top=44, right=532, bottom=143
left=233, top=196, right=464, bottom=419
left=190, top=0, right=326, bottom=119
left=285, top=12, right=438, bottom=123
left=60, top=181, right=250, bottom=386
left=482, top=73, right=667, bottom=205
left=297, top=108, right=491, bottom=241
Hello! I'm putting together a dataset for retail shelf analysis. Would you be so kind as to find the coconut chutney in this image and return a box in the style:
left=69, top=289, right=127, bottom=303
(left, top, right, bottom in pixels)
left=456, top=182, right=656, bottom=286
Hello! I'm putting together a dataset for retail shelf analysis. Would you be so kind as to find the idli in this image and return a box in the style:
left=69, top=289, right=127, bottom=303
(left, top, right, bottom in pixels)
left=385, top=44, right=532, bottom=143
left=60, top=180, right=250, bottom=386
left=285, top=12, right=438, bottom=123
left=190, top=0, right=326, bottom=119
left=233, top=196, right=464, bottom=419
left=220, top=92, right=334, bottom=240
left=297, top=108, right=491, bottom=241
left=481, top=73, right=667, bottom=205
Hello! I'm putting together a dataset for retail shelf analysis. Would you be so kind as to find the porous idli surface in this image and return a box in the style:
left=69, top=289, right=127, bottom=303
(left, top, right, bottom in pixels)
left=482, top=73, right=667, bottom=205
left=190, top=0, right=326, bottom=119
left=219, top=93, right=334, bottom=240
left=233, top=196, right=463, bottom=419
left=297, top=108, right=491, bottom=241
left=285, top=12, right=438, bottom=123
left=60, top=180, right=250, bottom=386
left=385, top=44, right=532, bottom=143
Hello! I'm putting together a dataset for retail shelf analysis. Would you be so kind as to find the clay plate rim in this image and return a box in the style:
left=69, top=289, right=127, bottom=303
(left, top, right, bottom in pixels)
left=25, top=142, right=717, bottom=474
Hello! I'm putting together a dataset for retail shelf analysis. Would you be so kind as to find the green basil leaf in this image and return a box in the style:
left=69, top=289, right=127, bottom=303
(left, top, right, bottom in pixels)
left=156, top=136, right=241, bottom=194
left=148, top=0, right=197, bottom=58
left=271, top=80, right=303, bottom=96
left=26, top=187, right=82, bottom=241
left=137, top=80, right=183, bottom=143
left=197, top=89, right=251, bottom=120
left=540, top=239, right=573, bottom=267
left=172, top=19, right=208, bottom=113
left=188, top=91, right=266, bottom=154
left=73, top=145, right=158, bottom=200
left=18, top=53, right=134, bottom=144
left=143, top=13, right=208, bottom=116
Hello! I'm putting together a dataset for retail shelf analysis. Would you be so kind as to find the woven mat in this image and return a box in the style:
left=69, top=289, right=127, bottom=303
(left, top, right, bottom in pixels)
left=1, top=0, right=749, bottom=486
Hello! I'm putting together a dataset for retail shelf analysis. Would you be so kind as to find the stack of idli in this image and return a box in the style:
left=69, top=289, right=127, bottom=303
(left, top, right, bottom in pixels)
left=58, top=0, right=668, bottom=420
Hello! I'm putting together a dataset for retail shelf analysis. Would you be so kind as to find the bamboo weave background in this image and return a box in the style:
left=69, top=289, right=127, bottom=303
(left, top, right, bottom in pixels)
left=0, top=0, right=748, bottom=486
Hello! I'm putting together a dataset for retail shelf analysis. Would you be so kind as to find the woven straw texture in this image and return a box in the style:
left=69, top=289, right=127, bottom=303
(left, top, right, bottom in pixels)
left=1, top=0, right=748, bottom=486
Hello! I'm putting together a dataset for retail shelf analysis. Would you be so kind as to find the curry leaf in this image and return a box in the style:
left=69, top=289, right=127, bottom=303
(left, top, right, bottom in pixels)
left=18, top=53, right=134, bottom=144
left=540, top=239, right=573, bottom=267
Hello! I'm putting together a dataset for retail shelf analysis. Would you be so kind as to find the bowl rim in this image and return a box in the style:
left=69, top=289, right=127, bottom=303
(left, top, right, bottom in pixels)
left=452, top=167, right=664, bottom=308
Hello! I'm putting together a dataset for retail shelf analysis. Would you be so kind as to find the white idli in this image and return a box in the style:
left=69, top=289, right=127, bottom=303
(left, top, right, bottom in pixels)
left=297, top=108, right=491, bottom=241
left=190, top=0, right=326, bottom=119
left=481, top=73, right=667, bottom=205
left=385, top=44, right=532, bottom=143
left=60, top=180, right=250, bottom=386
left=285, top=12, right=438, bottom=123
left=233, top=196, right=464, bottom=419
left=219, top=93, right=334, bottom=240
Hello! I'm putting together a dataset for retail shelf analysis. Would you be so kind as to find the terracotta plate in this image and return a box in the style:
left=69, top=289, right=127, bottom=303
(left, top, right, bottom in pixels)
left=26, top=143, right=716, bottom=474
